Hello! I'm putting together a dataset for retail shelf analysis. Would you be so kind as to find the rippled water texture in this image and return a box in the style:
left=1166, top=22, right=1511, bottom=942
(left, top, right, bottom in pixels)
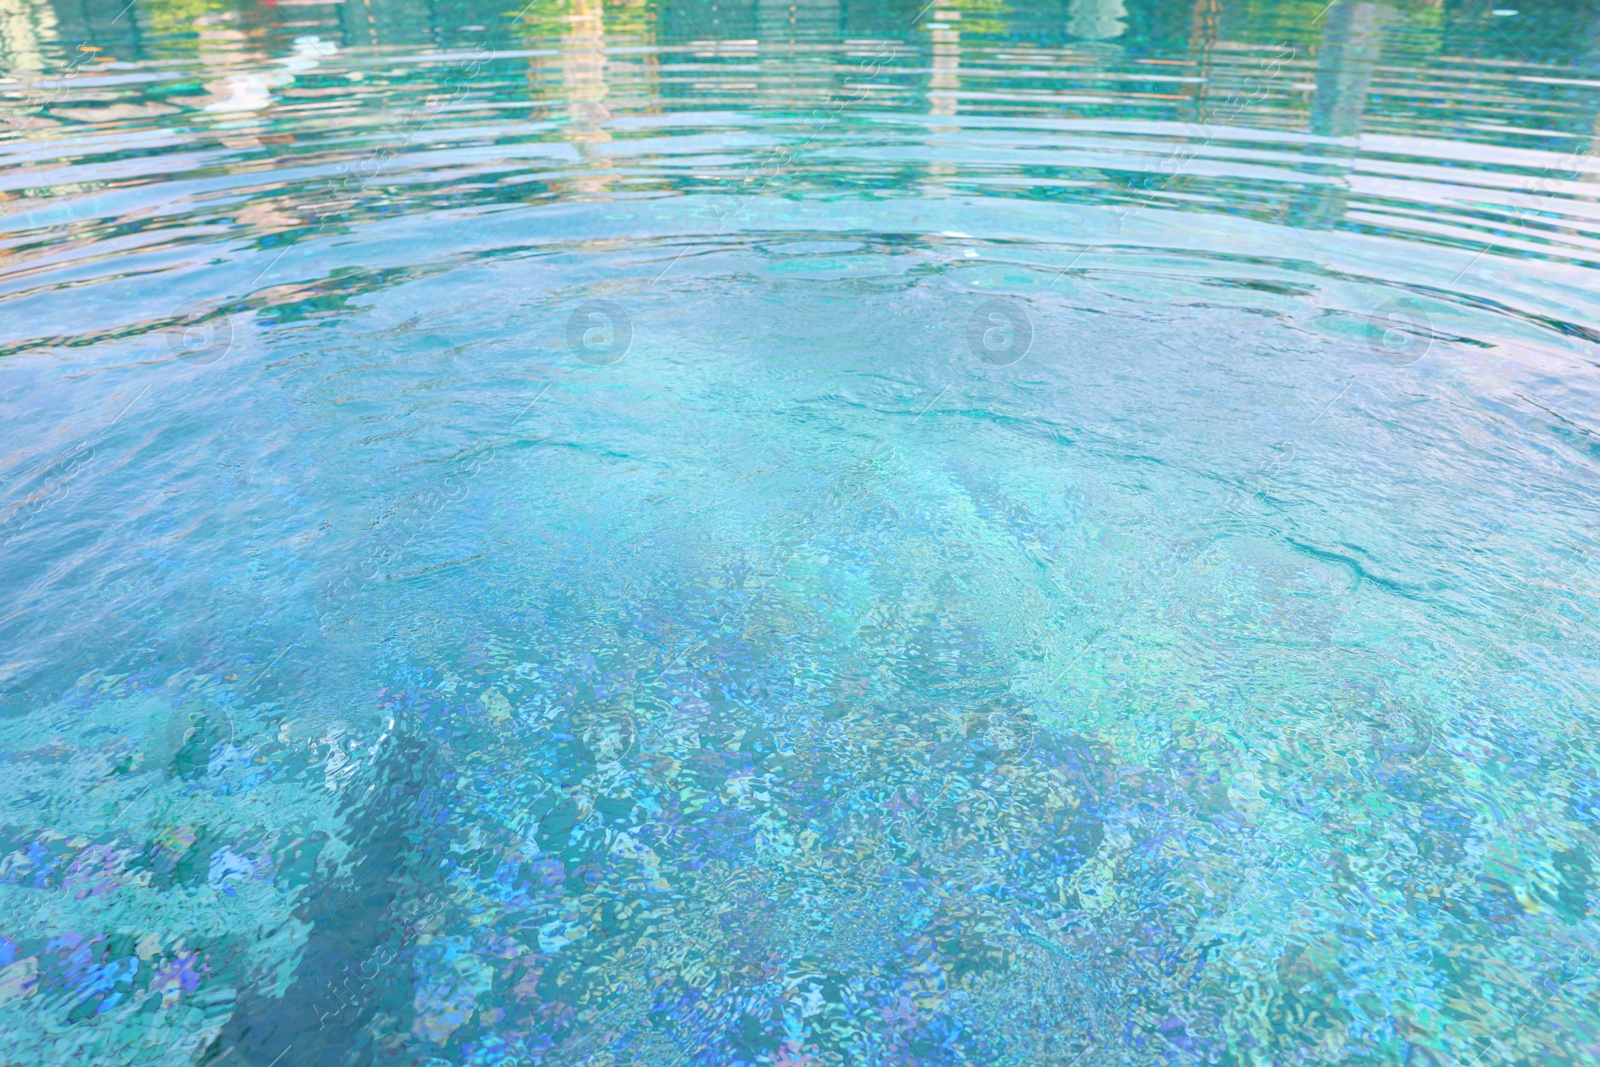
left=4, top=1, right=1600, bottom=1064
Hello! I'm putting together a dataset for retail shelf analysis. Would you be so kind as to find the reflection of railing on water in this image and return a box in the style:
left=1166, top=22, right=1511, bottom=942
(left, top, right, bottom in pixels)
left=0, top=0, right=60, bottom=73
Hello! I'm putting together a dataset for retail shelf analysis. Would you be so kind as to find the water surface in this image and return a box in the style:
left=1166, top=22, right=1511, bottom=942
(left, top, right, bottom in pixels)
left=2, top=1, right=1600, bottom=1064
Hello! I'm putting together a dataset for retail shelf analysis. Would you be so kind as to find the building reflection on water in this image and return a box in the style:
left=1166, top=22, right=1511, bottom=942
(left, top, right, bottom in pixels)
left=4, top=0, right=1600, bottom=251
left=2, top=0, right=1594, bottom=67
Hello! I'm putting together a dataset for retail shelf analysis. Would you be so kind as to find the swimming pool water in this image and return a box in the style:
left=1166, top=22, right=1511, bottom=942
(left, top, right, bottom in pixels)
left=2, top=1, right=1600, bottom=1064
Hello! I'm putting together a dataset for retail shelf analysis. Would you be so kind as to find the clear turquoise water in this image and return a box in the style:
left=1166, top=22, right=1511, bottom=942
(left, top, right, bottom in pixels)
left=3, top=1, right=1600, bottom=1064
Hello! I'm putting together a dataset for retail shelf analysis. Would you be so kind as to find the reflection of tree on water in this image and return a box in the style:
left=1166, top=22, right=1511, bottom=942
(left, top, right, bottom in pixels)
left=0, top=0, right=61, bottom=72
left=1067, top=0, right=1128, bottom=41
left=38, top=0, right=138, bottom=58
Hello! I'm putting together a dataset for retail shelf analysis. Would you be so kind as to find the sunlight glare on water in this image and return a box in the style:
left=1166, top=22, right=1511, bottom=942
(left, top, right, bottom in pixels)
left=1, top=0, right=1600, bottom=1064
